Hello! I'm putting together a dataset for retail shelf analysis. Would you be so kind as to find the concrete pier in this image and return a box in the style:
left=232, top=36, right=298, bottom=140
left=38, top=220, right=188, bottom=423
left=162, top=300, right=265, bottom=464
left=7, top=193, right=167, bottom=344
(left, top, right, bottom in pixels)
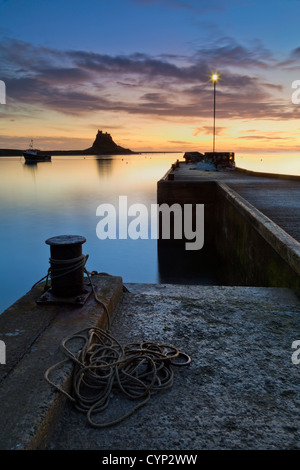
left=0, top=162, right=300, bottom=450
left=47, top=284, right=300, bottom=450
left=167, top=163, right=300, bottom=243
left=1, top=280, right=300, bottom=450
left=157, top=163, right=300, bottom=289
left=0, top=275, right=123, bottom=450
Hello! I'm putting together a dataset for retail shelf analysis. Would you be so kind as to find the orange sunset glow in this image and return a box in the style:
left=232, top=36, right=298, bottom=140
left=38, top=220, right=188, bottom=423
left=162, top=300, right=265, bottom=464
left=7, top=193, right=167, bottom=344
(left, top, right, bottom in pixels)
left=0, top=0, right=300, bottom=164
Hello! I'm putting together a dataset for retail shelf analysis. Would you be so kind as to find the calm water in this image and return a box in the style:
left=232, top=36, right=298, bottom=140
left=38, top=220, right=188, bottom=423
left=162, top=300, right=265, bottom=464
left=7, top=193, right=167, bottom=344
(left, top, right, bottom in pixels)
left=0, top=152, right=299, bottom=313
left=0, top=153, right=179, bottom=313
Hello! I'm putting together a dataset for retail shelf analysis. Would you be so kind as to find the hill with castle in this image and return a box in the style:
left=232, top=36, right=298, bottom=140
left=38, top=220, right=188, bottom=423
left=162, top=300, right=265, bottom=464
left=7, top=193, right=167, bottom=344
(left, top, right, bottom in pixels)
left=0, top=130, right=136, bottom=156
left=84, top=130, right=135, bottom=155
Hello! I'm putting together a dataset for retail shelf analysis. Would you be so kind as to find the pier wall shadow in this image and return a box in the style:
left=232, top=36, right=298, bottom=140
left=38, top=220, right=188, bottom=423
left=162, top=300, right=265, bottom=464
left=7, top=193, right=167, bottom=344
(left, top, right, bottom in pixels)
left=157, top=181, right=219, bottom=285
left=157, top=178, right=300, bottom=289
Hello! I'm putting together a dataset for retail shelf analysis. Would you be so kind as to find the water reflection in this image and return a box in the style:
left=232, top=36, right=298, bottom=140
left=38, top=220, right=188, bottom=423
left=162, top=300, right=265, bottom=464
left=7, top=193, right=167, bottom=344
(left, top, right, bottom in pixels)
left=236, top=153, right=300, bottom=176
left=95, top=157, right=113, bottom=177
left=0, top=151, right=299, bottom=314
left=23, top=160, right=38, bottom=169
left=0, top=153, right=179, bottom=313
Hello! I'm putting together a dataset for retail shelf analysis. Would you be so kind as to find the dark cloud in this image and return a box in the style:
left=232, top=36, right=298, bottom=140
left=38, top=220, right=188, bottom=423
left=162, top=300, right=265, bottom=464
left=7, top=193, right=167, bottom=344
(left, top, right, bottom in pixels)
left=4, top=77, right=49, bottom=102
left=238, top=135, right=287, bottom=140
left=290, top=47, right=300, bottom=58
left=35, top=67, right=90, bottom=83
left=194, top=37, right=274, bottom=69
left=4, top=76, right=110, bottom=115
left=67, top=50, right=211, bottom=83
left=0, top=38, right=64, bottom=76
left=278, top=46, right=300, bottom=68
left=141, top=93, right=169, bottom=102
left=0, top=36, right=294, bottom=121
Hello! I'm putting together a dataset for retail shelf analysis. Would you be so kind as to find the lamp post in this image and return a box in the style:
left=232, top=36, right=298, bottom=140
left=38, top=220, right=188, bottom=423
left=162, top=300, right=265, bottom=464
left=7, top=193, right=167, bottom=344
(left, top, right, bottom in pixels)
left=211, top=73, right=219, bottom=153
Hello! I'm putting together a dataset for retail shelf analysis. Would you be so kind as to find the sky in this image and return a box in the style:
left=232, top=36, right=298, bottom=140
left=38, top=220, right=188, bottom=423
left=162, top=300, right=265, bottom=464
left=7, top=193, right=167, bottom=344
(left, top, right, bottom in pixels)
left=0, top=0, right=300, bottom=153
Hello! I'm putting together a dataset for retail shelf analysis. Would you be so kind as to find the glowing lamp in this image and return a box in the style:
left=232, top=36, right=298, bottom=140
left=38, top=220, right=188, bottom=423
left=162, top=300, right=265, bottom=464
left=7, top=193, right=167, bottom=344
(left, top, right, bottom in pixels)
left=211, top=72, right=219, bottom=152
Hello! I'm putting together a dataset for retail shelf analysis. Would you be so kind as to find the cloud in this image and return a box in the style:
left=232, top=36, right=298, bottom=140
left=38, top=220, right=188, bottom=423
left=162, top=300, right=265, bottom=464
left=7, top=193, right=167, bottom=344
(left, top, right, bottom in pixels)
left=193, top=126, right=228, bottom=136
left=35, top=67, right=90, bottom=84
left=238, top=135, right=287, bottom=140
left=290, top=47, right=300, bottom=59
left=0, top=38, right=64, bottom=76
left=277, top=46, right=300, bottom=69
left=67, top=49, right=211, bottom=83
left=194, top=37, right=274, bottom=69
left=0, top=36, right=295, bottom=121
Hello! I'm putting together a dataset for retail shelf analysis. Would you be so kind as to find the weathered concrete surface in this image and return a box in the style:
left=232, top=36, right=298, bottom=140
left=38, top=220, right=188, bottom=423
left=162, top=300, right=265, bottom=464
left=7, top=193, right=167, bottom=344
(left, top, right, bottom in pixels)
left=47, top=284, right=300, bottom=450
left=0, top=275, right=123, bottom=450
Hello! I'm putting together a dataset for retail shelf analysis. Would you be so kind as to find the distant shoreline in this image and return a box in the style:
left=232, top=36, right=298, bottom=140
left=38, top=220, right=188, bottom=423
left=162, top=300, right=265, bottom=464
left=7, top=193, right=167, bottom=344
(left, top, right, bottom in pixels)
left=0, top=149, right=181, bottom=157
left=0, top=149, right=137, bottom=157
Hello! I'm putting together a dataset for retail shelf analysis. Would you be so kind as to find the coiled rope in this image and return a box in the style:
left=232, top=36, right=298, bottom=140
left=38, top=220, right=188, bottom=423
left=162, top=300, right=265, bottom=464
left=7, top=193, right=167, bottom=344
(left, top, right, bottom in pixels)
left=34, top=253, right=191, bottom=427
left=32, top=253, right=129, bottom=293
left=32, top=254, right=89, bottom=291
left=44, top=274, right=191, bottom=428
left=49, top=254, right=87, bottom=279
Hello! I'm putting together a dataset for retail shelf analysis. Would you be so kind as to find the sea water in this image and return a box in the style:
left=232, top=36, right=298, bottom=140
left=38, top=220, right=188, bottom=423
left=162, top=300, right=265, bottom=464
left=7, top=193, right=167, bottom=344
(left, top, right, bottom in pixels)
left=0, top=152, right=299, bottom=313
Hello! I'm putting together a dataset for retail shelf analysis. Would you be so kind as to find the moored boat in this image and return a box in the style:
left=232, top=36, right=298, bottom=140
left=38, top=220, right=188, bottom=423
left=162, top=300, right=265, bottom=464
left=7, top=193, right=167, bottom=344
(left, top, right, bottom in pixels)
left=23, top=140, right=51, bottom=162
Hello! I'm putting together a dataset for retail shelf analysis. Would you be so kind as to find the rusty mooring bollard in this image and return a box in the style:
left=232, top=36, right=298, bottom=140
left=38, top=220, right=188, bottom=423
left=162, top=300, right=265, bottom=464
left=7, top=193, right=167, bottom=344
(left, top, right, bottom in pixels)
left=37, top=235, right=93, bottom=306
left=45, top=235, right=86, bottom=298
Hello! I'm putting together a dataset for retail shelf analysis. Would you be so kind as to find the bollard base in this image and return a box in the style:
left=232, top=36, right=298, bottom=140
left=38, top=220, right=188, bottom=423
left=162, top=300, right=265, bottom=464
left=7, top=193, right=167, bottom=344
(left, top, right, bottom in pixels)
left=36, top=286, right=93, bottom=306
